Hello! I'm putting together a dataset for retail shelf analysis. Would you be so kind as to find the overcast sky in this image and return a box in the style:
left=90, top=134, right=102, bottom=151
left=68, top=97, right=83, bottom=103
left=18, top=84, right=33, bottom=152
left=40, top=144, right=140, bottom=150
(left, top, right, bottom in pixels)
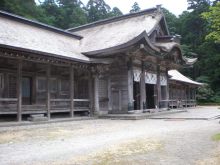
left=81, top=0, right=189, bottom=16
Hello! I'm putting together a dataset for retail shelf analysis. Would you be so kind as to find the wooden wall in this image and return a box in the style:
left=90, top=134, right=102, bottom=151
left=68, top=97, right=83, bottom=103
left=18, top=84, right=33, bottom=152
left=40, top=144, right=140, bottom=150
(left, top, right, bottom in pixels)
left=108, top=57, right=129, bottom=113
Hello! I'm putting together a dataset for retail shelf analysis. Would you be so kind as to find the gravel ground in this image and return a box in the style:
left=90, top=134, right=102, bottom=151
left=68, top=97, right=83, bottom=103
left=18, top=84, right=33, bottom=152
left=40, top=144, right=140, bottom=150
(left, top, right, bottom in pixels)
left=0, top=107, right=220, bottom=165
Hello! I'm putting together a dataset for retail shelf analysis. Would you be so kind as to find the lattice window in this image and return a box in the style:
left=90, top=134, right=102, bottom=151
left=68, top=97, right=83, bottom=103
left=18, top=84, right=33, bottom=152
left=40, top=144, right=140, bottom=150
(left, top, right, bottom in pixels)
left=50, top=78, right=57, bottom=93
left=98, top=79, right=108, bottom=98
left=8, top=74, right=16, bottom=98
left=36, top=77, right=46, bottom=92
left=60, top=79, right=69, bottom=94
left=37, top=77, right=58, bottom=93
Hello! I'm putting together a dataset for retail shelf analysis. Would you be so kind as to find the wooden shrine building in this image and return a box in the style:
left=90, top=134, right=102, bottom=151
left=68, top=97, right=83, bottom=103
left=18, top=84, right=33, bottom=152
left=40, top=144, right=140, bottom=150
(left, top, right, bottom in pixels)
left=0, top=6, right=202, bottom=121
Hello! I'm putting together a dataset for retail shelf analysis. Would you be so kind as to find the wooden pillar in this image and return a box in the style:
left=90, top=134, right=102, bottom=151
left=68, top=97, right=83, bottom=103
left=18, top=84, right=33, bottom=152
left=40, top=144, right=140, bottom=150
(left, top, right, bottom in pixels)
left=194, top=88, right=197, bottom=106
left=70, top=65, right=74, bottom=117
left=88, top=72, right=93, bottom=115
left=17, top=60, right=22, bottom=122
left=107, top=77, right=112, bottom=111
left=184, top=86, right=187, bottom=107
left=46, top=65, right=51, bottom=120
left=156, top=64, right=161, bottom=109
left=140, top=62, right=146, bottom=110
left=94, top=74, right=100, bottom=114
left=127, top=59, right=133, bottom=111
left=165, top=68, right=169, bottom=109
left=119, top=90, right=122, bottom=111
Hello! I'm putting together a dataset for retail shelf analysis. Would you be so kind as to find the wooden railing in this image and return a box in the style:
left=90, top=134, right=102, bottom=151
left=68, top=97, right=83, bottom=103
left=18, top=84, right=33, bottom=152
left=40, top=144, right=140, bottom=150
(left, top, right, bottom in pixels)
left=166, top=99, right=197, bottom=109
left=0, top=98, right=90, bottom=114
left=0, top=98, right=18, bottom=102
left=50, top=98, right=90, bottom=111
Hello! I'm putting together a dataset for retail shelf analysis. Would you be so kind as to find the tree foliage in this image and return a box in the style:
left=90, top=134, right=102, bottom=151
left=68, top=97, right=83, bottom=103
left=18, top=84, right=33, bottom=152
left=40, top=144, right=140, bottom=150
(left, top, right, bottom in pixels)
left=202, top=2, right=220, bottom=43
left=86, top=0, right=111, bottom=22
left=0, top=0, right=123, bottom=28
left=130, top=2, right=141, bottom=13
left=162, top=8, right=178, bottom=35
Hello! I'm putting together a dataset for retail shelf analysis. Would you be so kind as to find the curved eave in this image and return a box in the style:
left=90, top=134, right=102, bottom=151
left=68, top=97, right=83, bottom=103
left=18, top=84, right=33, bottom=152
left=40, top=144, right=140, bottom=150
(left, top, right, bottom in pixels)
left=154, top=42, right=197, bottom=66
left=183, top=57, right=198, bottom=65
left=170, top=79, right=203, bottom=87
left=82, top=31, right=160, bottom=57
left=168, top=70, right=203, bottom=87
left=0, top=44, right=90, bottom=63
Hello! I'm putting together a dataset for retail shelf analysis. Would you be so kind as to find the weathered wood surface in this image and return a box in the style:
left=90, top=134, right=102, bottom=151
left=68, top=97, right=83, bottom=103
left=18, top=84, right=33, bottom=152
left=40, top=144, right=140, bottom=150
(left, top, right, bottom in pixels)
left=70, top=65, right=74, bottom=117
left=46, top=65, right=51, bottom=119
left=94, top=75, right=100, bottom=114
left=17, top=60, right=22, bottom=121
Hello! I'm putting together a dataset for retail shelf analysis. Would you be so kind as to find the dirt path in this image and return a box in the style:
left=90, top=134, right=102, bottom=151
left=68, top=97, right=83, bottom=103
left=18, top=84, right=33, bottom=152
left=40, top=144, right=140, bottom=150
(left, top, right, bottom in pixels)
left=0, top=108, right=220, bottom=165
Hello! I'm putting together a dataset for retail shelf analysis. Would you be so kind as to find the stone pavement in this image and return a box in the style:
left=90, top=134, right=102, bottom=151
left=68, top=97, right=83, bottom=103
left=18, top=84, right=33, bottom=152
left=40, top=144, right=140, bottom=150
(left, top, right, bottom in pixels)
left=150, top=106, right=220, bottom=120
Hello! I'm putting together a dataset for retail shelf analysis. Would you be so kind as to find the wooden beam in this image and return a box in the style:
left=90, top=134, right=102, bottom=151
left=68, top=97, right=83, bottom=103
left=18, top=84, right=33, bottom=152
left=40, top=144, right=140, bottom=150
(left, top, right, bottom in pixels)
left=17, top=60, right=22, bottom=122
left=70, top=65, right=74, bottom=117
left=46, top=65, right=51, bottom=120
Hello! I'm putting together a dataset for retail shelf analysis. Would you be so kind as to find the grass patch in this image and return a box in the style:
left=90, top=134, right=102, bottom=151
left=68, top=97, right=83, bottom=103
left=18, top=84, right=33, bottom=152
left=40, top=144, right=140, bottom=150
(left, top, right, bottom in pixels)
left=212, top=133, right=220, bottom=141
left=0, top=128, right=74, bottom=144
left=71, top=138, right=162, bottom=165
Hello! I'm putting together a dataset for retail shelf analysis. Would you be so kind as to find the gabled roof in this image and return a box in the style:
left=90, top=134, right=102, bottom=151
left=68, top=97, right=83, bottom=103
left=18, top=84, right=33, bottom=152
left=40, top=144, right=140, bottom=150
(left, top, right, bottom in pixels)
left=168, top=70, right=203, bottom=86
left=68, top=7, right=167, bottom=54
left=68, top=7, right=197, bottom=67
left=0, top=10, right=90, bottom=62
left=0, top=10, right=82, bottom=39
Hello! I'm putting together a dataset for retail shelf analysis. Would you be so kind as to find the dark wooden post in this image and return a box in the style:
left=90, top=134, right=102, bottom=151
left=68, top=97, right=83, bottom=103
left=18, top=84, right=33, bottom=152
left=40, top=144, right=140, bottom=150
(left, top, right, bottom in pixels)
left=88, top=72, right=93, bottom=115
left=165, top=68, right=169, bottom=109
left=185, top=86, right=188, bottom=107
left=127, top=58, right=133, bottom=111
left=194, top=88, right=197, bottom=106
left=70, top=65, right=74, bottom=117
left=46, top=65, right=51, bottom=120
left=156, top=64, right=161, bottom=109
left=107, top=77, right=112, bottom=111
left=17, top=60, right=22, bottom=122
left=140, top=62, right=146, bottom=110
left=94, top=74, right=100, bottom=115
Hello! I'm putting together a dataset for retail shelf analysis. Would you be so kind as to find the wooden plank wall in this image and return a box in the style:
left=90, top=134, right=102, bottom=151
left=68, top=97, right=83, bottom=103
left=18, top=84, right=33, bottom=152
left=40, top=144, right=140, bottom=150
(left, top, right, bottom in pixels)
left=109, top=58, right=129, bottom=112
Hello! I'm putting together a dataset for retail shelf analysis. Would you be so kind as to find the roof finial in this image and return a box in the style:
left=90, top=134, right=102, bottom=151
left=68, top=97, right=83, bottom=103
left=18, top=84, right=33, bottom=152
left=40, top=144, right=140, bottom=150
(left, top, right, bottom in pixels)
left=156, top=4, right=162, bottom=12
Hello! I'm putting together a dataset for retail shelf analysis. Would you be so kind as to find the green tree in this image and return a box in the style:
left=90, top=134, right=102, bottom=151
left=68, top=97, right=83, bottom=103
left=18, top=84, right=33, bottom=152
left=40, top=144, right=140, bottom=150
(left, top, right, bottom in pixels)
left=202, top=2, right=220, bottom=43
left=56, top=0, right=87, bottom=28
left=39, top=0, right=61, bottom=26
left=187, top=0, right=211, bottom=10
left=0, top=0, right=45, bottom=21
left=110, top=7, right=123, bottom=17
left=130, top=2, right=141, bottom=13
left=162, top=8, right=178, bottom=35
left=86, top=0, right=111, bottom=22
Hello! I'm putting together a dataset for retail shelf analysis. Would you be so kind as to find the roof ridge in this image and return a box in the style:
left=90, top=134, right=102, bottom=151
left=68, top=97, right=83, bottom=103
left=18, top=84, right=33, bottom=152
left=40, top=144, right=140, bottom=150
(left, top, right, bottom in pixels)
left=68, top=7, right=158, bottom=32
left=0, top=10, right=83, bottom=40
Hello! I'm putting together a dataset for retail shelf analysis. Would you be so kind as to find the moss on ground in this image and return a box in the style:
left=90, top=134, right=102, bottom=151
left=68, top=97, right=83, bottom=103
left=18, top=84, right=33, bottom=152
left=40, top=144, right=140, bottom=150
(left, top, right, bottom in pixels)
left=212, top=133, right=220, bottom=141
left=72, top=138, right=162, bottom=165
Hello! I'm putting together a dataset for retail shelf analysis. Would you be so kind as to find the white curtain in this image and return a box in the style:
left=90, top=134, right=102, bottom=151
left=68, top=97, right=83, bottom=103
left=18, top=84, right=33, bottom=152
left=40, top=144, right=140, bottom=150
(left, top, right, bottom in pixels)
left=133, top=69, right=141, bottom=82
